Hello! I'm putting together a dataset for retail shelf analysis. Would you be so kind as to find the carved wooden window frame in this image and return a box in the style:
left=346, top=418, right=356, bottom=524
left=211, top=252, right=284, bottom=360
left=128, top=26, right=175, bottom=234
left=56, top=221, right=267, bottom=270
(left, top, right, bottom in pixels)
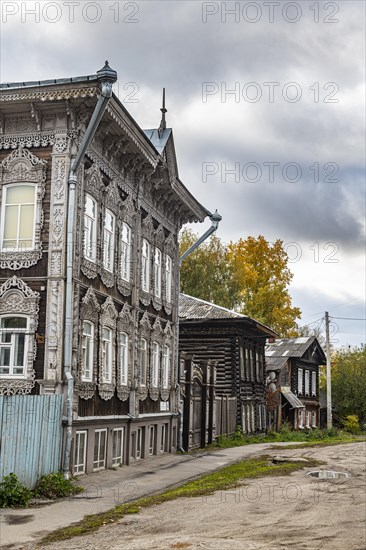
left=0, top=276, right=39, bottom=395
left=0, top=147, right=47, bottom=270
left=152, top=225, right=165, bottom=311
left=117, top=302, right=134, bottom=401
left=98, top=296, right=118, bottom=400
left=100, top=181, right=120, bottom=288
left=77, top=286, right=100, bottom=400
left=81, top=320, right=94, bottom=382
left=117, top=194, right=135, bottom=297
left=140, top=214, right=154, bottom=306
left=83, top=193, right=98, bottom=263
left=161, top=320, right=174, bottom=401
left=137, top=311, right=151, bottom=401
left=81, top=165, right=102, bottom=280
left=163, top=233, right=176, bottom=315
left=150, top=317, right=164, bottom=401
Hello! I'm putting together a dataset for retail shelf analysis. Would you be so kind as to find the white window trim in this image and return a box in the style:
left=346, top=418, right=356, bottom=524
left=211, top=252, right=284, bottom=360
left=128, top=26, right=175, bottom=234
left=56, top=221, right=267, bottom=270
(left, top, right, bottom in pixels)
left=103, top=209, right=115, bottom=272
left=305, top=410, right=310, bottom=428
left=119, top=332, right=128, bottom=386
left=0, top=315, right=29, bottom=378
left=305, top=370, right=310, bottom=396
left=84, top=194, right=97, bottom=262
left=141, top=239, right=150, bottom=292
left=311, top=371, right=317, bottom=396
left=149, top=426, right=155, bottom=455
left=154, top=248, right=162, bottom=298
left=162, top=345, right=170, bottom=389
left=112, top=427, right=125, bottom=466
left=298, top=409, right=304, bottom=429
left=0, top=184, right=36, bottom=252
left=298, top=368, right=303, bottom=395
left=74, top=430, right=88, bottom=475
left=151, top=341, right=160, bottom=388
left=93, top=429, right=107, bottom=471
left=165, top=255, right=172, bottom=303
left=140, top=337, right=148, bottom=386
left=312, top=411, right=317, bottom=427
left=102, top=327, right=113, bottom=383
left=120, top=222, right=132, bottom=282
left=81, top=320, right=94, bottom=382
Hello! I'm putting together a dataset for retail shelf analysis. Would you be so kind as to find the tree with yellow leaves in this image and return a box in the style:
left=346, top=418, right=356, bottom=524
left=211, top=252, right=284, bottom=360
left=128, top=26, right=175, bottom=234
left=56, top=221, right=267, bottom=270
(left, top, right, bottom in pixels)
left=179, top=231, right=301, bottom=336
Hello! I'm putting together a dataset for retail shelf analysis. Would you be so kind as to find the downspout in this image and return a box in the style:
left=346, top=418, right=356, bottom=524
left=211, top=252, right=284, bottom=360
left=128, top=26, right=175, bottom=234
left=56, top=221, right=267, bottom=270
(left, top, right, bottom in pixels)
left=176, top=210, right=222, bottom=452
left=63, top=62, right=117, bottom=478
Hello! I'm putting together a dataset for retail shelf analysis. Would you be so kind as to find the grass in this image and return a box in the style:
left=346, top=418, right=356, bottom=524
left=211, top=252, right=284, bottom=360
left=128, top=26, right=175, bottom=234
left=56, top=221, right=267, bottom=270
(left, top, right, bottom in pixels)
left=206, top=427, right=366, bottom=450
left=40, top=455, right=320, bottom=545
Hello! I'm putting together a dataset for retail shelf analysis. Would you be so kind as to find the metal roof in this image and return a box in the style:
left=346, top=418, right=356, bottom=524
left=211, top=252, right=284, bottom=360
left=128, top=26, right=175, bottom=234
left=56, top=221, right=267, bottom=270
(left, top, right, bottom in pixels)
left=265, top=356, right=289, bottom=371
left=265, top=336, right=316, bottom=358
left=281, top=387, right=305, bottom=408
left=179, top=293, right=246, bottom=320
left=143, top=128, right=172, bottom=155
left=0, top=74, right=98, bottom=90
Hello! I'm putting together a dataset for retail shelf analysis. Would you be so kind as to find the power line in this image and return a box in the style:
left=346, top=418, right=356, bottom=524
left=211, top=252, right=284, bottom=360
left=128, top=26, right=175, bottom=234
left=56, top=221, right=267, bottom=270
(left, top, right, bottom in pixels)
left=330, top=316, right=366, bottom=321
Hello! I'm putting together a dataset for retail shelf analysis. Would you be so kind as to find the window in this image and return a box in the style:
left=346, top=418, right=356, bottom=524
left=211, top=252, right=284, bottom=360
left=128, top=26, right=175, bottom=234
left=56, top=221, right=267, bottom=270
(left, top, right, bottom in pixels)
left=93, top=429, right=107, bottom=470
left=103, top=209, right=115, bottom=271
left=311, top=371, right=317, bottom=396
left=162, top=345, right=170, bottom=389
left=120, top=223, right=131, bottom=281
left=152, top=341, right=160, bottom=387
left=165, top=255, right=172, bottom=303
left=83, top=194, right=97, bottom=261
left=255, top=350, right=260, bottom=380
left=120, top=332, right=128, bottom=385
left=149, top=426, right=156, bottom=455
left=74, top=431, right=87, bottom=475
left=305, top=370, right=310, bottom=396
left=312, top=411, right=317, bottom=427
left=250, top=349, right=255, bottom=380
left=112, top=427, right=125, bottom=466
left=102, top=327, right=113, bottom=382
left=251, top=403, right=255, bottom=432
left=305, top=410, right=310, bottom=428
left=141, top=239, right=150, bottom=292
left=239, top=346, right=245, bottom=379
left=154, top=248, right=162, bottom=298
left=298, top=409, right=304, bottom=429
left=160, top=424, right=167, bottom=452
left=0, top=316, right=28, bottom=377
left=81, top=321, right=94, bottom=381
left=298, top=368, right=303, bottom=395
left=140, top=338, right=147, bottom=385
left=0, top=184, right=36, bottom=252
left=136, top=427, right=143, bottom=459
left=245, top=348, right=250, bottom=380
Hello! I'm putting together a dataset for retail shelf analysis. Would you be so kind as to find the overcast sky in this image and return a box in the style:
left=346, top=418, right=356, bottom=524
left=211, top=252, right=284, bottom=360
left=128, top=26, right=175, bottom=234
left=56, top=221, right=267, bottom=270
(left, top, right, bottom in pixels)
left=1, top=0, right=365, bottom=347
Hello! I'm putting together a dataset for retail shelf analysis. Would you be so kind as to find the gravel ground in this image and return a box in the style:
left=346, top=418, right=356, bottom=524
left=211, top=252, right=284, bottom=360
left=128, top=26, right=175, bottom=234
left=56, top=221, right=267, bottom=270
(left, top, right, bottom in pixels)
left=31, top=442, right=366, bottom=550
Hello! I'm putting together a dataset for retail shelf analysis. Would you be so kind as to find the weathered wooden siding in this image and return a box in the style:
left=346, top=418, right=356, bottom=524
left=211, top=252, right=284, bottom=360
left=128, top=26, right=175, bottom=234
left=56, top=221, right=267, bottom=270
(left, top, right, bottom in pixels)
left=0, top=395, right=63, bottom=488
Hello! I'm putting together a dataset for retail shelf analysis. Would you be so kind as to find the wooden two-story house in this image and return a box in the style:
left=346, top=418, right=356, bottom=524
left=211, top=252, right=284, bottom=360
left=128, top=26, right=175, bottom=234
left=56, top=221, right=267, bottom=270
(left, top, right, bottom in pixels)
left=0, top=63, right=210, bottom=480
left=179, top=294, right=276, bottom=449
left=265, top=337, right=326, bottom=431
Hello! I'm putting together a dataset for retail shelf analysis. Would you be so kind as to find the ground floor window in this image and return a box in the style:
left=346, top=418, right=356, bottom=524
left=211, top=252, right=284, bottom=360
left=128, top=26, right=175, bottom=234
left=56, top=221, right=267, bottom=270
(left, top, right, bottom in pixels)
left=136, top=427, right=144, bottom=459
left=93, top=429, right=107, bottom=470
left=149, top=425, right=156, bottom=455
left=305, top=410, right=310, bottom=428
left=112, top=427, right=125, bottom=466
left=160, top=424, right=168, bottom=452
left=298, top=409, right=304, bottom=429
left=312, top=411, right=317, bottom=427
left=74, top=430, right=87, bottom=474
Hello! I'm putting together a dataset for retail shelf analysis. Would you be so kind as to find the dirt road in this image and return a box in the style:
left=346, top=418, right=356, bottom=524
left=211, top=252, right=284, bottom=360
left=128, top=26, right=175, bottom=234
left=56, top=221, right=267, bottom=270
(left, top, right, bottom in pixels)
left=35, top=442, right=366, bottom=550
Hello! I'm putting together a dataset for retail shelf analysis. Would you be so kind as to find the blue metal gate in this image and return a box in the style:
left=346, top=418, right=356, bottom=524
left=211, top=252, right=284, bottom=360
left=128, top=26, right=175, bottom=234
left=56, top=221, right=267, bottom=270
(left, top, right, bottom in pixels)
left=0, top=395, right=64, bottom=488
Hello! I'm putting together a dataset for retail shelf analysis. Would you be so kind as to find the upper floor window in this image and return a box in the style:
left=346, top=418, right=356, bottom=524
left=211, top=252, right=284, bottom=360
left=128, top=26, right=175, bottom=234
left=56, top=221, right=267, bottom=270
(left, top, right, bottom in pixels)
left=102, top=327, right=113, bottom=383
left=0, top=185, right=36, bottom=252
left=141, top=239, right=150, bottom=292
left=305, top=370, right=310, bottom=396
left=151, top=341, right=160, bottom=387
left=239, top=346, right=245, bottom=379
left=162, top=345, right=171, bottom=389
left=103, top=210, right=115, bottom=272
left=0, top=316, right=28, bottom=377
left=311, top=371, right=316, bottom=396
left=84, top=194, right=97, bottom=262
left=154, top=248, right=162, bottom=298
left=298, top=368, right=303, bottom=395
left=165, top=255, right=172, bottom=303
left=81, top=321, right=94, bottom=381
left=120, top=223, right=131, bottom=282
left=139, top=337, right=147, bottom=385
left=120, top=332, right=128, bottom=385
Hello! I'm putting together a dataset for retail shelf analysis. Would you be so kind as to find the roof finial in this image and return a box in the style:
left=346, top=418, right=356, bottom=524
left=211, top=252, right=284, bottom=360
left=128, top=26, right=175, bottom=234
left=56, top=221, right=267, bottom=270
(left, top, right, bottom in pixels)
left=158, top=87, right=167, bottom=138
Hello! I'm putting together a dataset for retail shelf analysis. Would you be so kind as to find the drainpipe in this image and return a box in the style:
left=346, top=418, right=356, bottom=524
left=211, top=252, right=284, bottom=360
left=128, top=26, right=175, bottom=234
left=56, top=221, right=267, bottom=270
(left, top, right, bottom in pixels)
left=176, top=210, right=222, bottom=452
left=62, top=62, right=117, bottom=478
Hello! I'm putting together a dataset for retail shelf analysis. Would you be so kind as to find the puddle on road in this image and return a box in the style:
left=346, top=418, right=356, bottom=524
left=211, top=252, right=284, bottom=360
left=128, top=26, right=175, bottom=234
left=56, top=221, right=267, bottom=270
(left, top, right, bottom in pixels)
left=5, top=514, right=34, bottom=525
left=307, top=470, right=349, bottom=479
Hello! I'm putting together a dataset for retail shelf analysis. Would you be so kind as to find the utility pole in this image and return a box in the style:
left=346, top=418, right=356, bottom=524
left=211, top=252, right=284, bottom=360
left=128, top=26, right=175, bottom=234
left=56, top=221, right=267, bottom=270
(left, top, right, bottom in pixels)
left=325, top=311, right=332, bottom=429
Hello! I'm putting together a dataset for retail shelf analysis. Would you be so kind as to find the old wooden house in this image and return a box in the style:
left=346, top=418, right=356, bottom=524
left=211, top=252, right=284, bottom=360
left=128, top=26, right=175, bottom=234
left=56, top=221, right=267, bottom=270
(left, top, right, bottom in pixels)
left=265, top=337, right=326, bottom=431
left=0, top=62, right=211, bottom=482
left=179, top=294, right=276, bottom=449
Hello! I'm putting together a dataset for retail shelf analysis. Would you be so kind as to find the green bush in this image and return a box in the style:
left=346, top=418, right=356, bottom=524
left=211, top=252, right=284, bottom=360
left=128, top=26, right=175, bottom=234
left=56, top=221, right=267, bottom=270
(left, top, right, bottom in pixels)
left=34, top=472, right=83, bottom=500
left=0, top=473, right=33, bottom=508
left=343, top=415, right=360, bottom=434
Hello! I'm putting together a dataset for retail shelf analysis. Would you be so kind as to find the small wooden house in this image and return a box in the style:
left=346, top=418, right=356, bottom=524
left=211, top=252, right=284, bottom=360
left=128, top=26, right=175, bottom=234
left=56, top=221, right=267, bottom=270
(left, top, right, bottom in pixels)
left=179, top=294, right=276, bottom=449
left=265, top=337, right=326, bottom=431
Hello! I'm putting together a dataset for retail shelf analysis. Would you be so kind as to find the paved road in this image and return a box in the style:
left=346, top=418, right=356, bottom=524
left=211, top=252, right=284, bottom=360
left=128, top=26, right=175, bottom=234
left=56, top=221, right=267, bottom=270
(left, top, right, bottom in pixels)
left=0, top=442, right=300, bottom=549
